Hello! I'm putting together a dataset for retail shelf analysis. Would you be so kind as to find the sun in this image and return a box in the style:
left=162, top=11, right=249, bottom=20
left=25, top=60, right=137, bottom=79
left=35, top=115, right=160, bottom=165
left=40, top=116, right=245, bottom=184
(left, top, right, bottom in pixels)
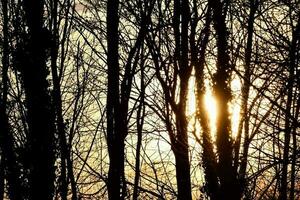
left=187, top=76, right=241, bottom=138
left=186, top=76, right=217, bottom=135
left=186, top=76, right=196, bottom=116
left=204, top=89, right=217, bottom=134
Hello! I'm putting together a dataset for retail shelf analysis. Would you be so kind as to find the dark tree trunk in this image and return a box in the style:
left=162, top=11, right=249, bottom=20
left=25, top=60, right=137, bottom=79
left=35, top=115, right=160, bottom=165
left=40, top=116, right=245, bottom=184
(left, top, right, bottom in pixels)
left=133, top=47, right=145, bottom=200
left=106, top=2, right=153, bottom=199
left=173, top=128, right=192, bottom=200
left=106, top=0, right=123, bottom=199
left=278, top=12, right=300, bottom=200
left=209, top=0, right=240, bottom=199
left=20, top=0, right=56, bottom=199
left=0, top=160, right=3, bottom=200
left=193, top=5, right=220, bottom=200
left=173, top=77, right=191, bottom=200
left=172, top=0, right=192, bottom=199
left=235, top=1, right=258, bottom=195
left=0, top=0, right=24, bottom=199
left=290, top=73, right=300, bottom=200
left=49, top=0, right=77, bottom=199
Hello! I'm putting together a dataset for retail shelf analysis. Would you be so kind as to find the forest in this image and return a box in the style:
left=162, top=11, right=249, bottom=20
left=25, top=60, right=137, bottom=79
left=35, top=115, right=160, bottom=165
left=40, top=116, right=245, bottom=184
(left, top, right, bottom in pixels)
left=0, top=0, right=299, bottom=199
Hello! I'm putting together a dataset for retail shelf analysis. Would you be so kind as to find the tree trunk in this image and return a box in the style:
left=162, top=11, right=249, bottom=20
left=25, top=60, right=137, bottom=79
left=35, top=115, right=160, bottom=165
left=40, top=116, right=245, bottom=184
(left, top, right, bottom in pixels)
left=133, top=47, right=145, bottom=200
left=173, top=133, right=192, bottom=200
left=193, top=5, right=220, bottom=200
left=278, top=12, right=299, bottom=200
left=172, top=0, right=192, bottom=199
left=106, top=0, right=123, bottom=199
left=236, top=1, right=258, bottom=195
left=21, top=0, right=56, bottom=199
left=209, top=0, right=240, bottom=199
left=0, top=160, right=3, bottom=200
left=49, top=0, right=77, bottom=199
left=0, top=0, right=24, bottom=198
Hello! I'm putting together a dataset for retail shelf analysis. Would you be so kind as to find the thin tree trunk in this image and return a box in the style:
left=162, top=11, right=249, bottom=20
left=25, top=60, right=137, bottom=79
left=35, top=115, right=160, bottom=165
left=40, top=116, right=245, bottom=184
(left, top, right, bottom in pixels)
left=289, top=12, right=300, bottom=200
left=290, top=85, right=300, bottom=200
left=106, top=0, right=122, bottom=199
left=0, top=160, right=3, bottom=200
left=290, top=126, right=297, bottom=200
left=278, top=12, right=300, bottom=200
left=173, top=0, right=192, bottom=199
left=236, top=2, right=258, bottom=194
left=133, top=50, right=145, bottom=200
left=106, top=2, right=153, bottom=198
left=49, top=0, right=77, bottom=199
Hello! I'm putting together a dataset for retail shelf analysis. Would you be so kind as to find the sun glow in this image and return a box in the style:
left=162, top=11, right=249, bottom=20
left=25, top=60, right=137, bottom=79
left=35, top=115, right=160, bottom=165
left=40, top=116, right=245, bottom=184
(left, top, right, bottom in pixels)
left=204, top=89, right=217, bottom=134
left=186, top=75, right=218, bottom=135
left=187, top=75, right=241, bottom=138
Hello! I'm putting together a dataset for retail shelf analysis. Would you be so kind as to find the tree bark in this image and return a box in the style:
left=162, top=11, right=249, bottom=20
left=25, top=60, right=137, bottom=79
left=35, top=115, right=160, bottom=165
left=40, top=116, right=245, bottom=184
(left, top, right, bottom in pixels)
left=20, top=0, right=56, bottom=199
left=235, top=1, right=258, bottom=195
left=106, top=0, right=123, bottom=199
left=278, top=12, right=300, bottom=200
left=209, top=0, right=240, bottom=199
left=193, top=5, right=220, bottom=200
left=133, top=46, right=145, bottom=200
left=0, top=0, right=24, bottom=198
left=172, top=0, right=192, bottom=199
left=49, top=0, right=78, bottom=199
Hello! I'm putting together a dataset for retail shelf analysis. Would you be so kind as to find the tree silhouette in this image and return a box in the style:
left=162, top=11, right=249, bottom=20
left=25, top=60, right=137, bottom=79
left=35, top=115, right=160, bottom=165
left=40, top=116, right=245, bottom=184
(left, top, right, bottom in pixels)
left=0, top=0, right=299, bottom=199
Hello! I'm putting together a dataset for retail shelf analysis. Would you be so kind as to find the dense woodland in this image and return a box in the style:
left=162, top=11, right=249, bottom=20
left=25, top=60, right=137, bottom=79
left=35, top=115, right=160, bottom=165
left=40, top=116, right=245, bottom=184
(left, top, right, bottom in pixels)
left=0, top=0, right=299, bottom=199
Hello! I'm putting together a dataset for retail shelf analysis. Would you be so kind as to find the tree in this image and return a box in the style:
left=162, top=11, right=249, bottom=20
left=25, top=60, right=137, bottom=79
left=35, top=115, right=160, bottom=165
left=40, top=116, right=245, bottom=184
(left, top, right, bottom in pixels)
left=106, top=0, right=154, bottom=199
left=0, top=0, right=299, bottom=199
left=146, top=0, right=193, bottom=199
left=106, top=0, right=122, bottom=199
left=14, top=0, right=56, bottom=198
left=0, top=0, right=24, bottom=198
